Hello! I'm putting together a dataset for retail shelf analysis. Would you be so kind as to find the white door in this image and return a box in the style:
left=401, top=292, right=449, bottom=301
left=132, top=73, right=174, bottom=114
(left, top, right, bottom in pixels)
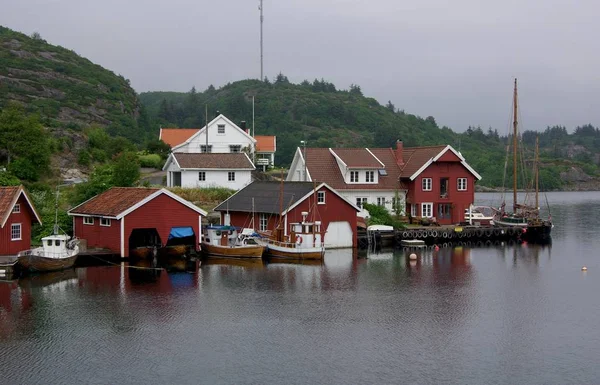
left=324, top=221, right=353, bottom=248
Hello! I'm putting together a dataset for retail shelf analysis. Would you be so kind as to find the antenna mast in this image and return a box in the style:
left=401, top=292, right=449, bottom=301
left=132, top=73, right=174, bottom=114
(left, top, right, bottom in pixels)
left=259, top=0, right=264, bottom=80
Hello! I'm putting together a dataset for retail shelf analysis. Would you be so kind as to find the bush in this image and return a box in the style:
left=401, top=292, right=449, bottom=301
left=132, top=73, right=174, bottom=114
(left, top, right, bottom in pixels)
left=138, top=153, right=163, bottom=169
left=0, top=170, right=21, bottom=186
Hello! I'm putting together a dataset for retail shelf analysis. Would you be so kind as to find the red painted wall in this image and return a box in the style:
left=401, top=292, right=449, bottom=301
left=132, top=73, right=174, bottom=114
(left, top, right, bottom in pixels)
left=74, top=193, right=202, bottom=257
left=0, top=195, right=35, bottom=256
left=405, top=161, right=476, bottom=225
left=224, top=187, right=358, bottom=248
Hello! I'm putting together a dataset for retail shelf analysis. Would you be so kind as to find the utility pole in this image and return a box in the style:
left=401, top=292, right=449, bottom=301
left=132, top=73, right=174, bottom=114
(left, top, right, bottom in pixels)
left=259, top=0, right=264, bottom=81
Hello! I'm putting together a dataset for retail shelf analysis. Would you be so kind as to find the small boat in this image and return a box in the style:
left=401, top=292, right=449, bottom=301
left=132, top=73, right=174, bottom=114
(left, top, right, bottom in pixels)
left=17, top=234, right=79, bottom=273
left=0, top=258, right=18, bottom=277
left=464, top=205, right=495, bottom=226
left=157, top=244, right=188, bottom=258
left=263, top=218, right=325, bottom=260
left=201, top=225, right=265, bottom=258
left=129, top=246, right=156, bottom=260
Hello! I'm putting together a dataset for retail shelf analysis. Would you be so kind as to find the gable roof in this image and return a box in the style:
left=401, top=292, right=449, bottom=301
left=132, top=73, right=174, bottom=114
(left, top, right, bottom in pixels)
left=170, top=153, right=255, bottom=170
left=330, top=148, right=384, bottom=168
left=159, top=128, right=198, bottom=148
left=255, top=135, right=276, bottom=152
left=171, top=114, right=256, bottom=152
left=404, top=145, right=482, bottom=181
left=68, top=187, right=207, bottom=218
left=400, top=145, right=447, bottom=178
left=0, top=185, right=42, bottom=227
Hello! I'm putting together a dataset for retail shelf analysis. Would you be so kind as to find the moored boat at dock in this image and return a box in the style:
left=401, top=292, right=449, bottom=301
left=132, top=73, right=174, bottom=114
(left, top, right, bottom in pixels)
left=263, top=217, right=325, bottom=260
left=201, top=225, right=265, bottom=258
left=17, top=234, right=79, bottom=273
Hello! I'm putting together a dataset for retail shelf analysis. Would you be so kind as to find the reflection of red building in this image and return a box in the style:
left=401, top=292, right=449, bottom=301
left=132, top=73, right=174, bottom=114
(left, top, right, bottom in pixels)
left=68, top=188, right=207, bottom=258
left=0, top=186, right=41, bottom=256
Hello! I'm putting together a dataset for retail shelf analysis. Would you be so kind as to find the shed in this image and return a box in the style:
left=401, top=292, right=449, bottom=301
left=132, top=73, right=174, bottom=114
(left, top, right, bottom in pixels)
left=0, top=185, right=42, bottom=256
left=68, top=187, right=207, bottom=258
left=214, top=181, right=360, bottom=248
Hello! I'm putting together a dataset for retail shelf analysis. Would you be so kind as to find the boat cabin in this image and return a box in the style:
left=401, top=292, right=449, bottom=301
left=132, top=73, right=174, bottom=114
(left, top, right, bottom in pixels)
left=40, top=234, right=72, bottom=258
left=203, top=226, right=239, bottom=247
left=287, top=215, right=323, bottom=249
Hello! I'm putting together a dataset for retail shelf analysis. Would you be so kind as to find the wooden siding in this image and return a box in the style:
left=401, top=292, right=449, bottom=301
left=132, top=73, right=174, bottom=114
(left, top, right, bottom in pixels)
left=0, top=195, right=34, bottom=256
left=74, top=216, right=121, bottom=252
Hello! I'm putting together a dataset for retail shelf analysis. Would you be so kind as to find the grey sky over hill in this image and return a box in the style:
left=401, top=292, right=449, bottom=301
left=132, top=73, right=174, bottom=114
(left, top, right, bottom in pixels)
left=3, top=0, right=598, bottom=133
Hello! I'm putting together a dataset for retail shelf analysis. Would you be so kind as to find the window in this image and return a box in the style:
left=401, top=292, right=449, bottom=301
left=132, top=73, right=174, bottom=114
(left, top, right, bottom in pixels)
left=259, top=214, right=268, bottom=231
left=317, top=191, right=326, bottom=204
left=350, top=171, right=359, bottom=183
left=378, top=169, right=388, bottom=176
left=422, top=177, right=432, bottom=191
left=228, top=172, right=236, bottom=181
left=12, top=204, right=20, bottom=213
left=356, top=197, right=367, bottom=208
left=457, top=178, right=467, bottom=191
left=100, top=218, right=111, bottom=227
left=366, top=171, right=374, bottom=183
left=84, top=217, right=94, bottom=225
left=229, top=145, right=241, bottom=153
left=198, top=171, right=206, bottom=181
left=440, top=177, right=449, bottom=198
left=200, top=145, right=213, bottom=153
left=421, top=203, right=433, bottom=218
left=377, top=197, right=386, bottom=206
left=11, top=224, right=21, bottom=241
left=217, top=124, right=225, bottom=134
left=411, top=204, right=417, bottom=217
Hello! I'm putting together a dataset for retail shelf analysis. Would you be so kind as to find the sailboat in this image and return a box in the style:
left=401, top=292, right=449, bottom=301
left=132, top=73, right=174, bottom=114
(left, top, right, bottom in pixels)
left=17, top=186, right=80, bottom=273
left=493, top=79, right=553, bottom=242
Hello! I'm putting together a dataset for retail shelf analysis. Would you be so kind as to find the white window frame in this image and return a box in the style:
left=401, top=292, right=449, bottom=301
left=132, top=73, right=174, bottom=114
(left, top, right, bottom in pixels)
left=217, top=124, right=225, bottom=135
left=421, top=202, right=433, bottom=218
left=411, top=204, right=417, bottom=217
left=83, top=217, right=94, bottom=225
left=366, top=171, right=374, bottom=183
left=356, top=197, right=367, bottom=208
left=12, top=203, right=20, bottom=214
left=350, top=171, right=359, bottom=183
left=422, top=177, right=432, bottom=191
left=259, top=213, right=268, bottom=231
left=198, top=171, right=206, bottom=181
left=229, top=145, right=242, bottom=153
left=317, top=191, right=326, bottom=204
left=200, top=145, right=212, bottom=153
left=11, top=223, right=21, bottom=241
left=457, top=177, right=467, bottom=191
left=228, top=172, right=236, bottom=181
left=377, top=197, right=386, bottom=206
left=100, top=218, right=111, bottom=227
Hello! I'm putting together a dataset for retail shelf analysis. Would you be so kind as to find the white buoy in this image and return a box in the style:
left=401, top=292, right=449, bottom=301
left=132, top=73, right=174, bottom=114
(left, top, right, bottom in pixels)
left=582, top=266, right=588, bottom=271
left=409, top=253, right=417, bottom=260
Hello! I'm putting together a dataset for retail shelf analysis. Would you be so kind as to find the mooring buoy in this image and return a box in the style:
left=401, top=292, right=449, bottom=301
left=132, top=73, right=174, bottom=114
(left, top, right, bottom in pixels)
left=409, top=253, right=417, bottom=260
left=582, top=266, right=588, bottom=271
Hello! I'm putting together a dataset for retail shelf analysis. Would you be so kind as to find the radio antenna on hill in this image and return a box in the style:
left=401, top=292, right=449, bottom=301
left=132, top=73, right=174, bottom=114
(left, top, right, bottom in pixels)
left=259, top=0, right=264, bottom=80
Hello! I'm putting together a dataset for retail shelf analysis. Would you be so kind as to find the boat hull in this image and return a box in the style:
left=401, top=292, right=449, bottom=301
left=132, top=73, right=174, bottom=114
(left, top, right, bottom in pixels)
left=521, top=223, right=553, bottom=243
left=157, top=245, right=188, bottom=258
left=129, top=246, right=155, bottom=260
left=18, top=254, right=78, bottom=273
left=265, top=242, right=324, bottom=260
left=201, top=242, right=264, bottom=258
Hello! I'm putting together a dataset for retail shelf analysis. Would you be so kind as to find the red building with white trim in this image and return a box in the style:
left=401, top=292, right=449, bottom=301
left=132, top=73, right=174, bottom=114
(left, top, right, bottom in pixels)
left=0, top=186, right=42, bottom=256
left=68, top=187, right=207, bottom=258
left=214, top=181, right=361, bottom=248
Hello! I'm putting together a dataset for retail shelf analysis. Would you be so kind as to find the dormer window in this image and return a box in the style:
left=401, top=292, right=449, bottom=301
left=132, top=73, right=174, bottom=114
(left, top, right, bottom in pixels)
left=217, top=124, right=225, bottom=134
left=350, top=171, right=359, bottom=183
left=230, top=145, right=241, bottom=153
left=12, top=204, right=20, bottom=213
left=365, top=171, right=374, bottom=183
left=200, top=145, right=212, bottom=153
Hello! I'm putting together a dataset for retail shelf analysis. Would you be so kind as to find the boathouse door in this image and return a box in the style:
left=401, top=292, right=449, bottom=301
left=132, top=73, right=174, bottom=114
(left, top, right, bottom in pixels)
left=324, top=221, right=353, bottom=248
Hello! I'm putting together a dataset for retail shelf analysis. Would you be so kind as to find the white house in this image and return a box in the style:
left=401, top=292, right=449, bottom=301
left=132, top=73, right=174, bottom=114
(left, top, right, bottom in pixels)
left=163, top=153, right=255, bottom=190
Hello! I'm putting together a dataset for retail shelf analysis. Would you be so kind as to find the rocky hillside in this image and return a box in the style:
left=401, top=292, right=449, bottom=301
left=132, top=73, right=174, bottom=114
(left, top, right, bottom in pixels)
left=0, top=26, right=148, bottom=142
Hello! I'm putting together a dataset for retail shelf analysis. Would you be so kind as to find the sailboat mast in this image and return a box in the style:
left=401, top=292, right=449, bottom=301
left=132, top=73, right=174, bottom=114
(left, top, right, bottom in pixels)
left=512, top=78, right=518, bottom=213
left=535, top=135, right=539, bottom=209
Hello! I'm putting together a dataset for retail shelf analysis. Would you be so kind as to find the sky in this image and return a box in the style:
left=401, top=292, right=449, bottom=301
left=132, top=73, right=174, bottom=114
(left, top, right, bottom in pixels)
left=2, top=0, right=599, bottom=134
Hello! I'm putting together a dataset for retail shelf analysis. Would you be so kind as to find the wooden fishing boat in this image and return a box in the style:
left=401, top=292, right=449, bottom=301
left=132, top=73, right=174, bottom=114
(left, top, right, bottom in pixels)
left=263, top=219, right=325, bottom=260
left=129, top=246, right=155, bottom=260
left=201, top=225, right=264, bottom=258
left=17, top=234, right=79, bottom=273
left=157, top=244, right=188, bottom=258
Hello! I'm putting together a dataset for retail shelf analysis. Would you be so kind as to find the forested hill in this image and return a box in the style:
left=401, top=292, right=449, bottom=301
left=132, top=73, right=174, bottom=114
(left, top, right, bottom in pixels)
left=0, top=25, right=149, bottom=142
left=140, top=77, right=600, bottom=190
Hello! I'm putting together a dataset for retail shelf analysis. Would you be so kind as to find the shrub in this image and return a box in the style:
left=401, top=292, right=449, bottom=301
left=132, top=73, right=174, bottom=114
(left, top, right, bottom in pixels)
left=138, top=153, right=162, bottom=169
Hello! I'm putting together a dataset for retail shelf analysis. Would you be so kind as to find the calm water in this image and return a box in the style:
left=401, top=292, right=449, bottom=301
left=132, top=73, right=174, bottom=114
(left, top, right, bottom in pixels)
left=1, top=192, right=600, bottom=385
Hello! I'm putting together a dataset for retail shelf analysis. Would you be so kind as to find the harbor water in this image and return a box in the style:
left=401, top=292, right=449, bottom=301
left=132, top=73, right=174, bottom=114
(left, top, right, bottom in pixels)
left=1, top=191, right=600, bottom=385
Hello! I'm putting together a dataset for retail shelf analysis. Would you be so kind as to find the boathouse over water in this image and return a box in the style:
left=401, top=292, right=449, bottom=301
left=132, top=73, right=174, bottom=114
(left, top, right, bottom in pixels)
left=68, top=187, right=207, bottom=258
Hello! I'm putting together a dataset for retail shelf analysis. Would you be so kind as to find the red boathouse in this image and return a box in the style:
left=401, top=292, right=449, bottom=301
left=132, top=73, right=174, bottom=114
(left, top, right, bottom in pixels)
left=0, top=186, right=42, bottom=256
left=68, top=187, right=207, bottom=258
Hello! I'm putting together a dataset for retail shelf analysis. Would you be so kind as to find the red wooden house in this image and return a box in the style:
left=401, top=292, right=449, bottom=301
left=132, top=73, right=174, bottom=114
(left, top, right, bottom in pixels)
left=213, top=181, right=361, bottom=248
left=0, top=186, right=41, bottom=256
left=68, top=187, right=207, bottom=258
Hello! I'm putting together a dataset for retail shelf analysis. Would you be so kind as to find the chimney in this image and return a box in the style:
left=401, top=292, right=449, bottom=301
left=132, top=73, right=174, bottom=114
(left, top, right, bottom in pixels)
left=395, top=140, right=404, bottom=166
left=240, top=120, right=249, bottom=134
left=215, top=110, right=220, bottom=118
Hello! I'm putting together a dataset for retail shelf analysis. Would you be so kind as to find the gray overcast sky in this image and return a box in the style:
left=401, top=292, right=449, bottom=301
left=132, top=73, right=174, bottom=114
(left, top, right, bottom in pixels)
left=2, top=0, right=599, bottom=133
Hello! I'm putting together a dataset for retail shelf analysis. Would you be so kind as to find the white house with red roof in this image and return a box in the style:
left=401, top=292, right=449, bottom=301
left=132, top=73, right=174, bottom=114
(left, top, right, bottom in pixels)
left=159, top=113, right=277, bottom=169
left=287, top=141, right=481, bottom=225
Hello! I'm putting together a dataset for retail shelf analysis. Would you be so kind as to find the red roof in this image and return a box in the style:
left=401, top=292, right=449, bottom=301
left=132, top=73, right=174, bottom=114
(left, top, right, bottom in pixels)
left=69, top=187, right=160, bottom=217
left=159, top=128, right=198, bottom=148
left=400, top=145, right=447, bottom=178
left=255, top=135, right=276, bottom=152
left=331, top=148, right=383, bottom=168
left=0, top=185, right=41, bottom=227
